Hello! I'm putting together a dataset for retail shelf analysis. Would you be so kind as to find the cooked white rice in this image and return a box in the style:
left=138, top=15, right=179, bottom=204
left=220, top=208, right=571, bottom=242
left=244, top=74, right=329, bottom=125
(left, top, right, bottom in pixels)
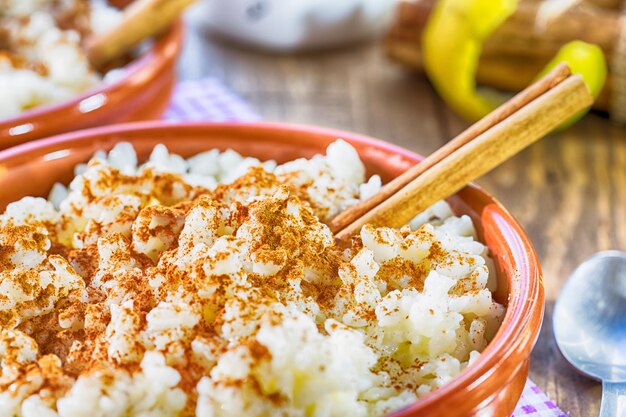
left=0, top=140, right=504, bottom=417
left=0, top=0, right=123, bottom=119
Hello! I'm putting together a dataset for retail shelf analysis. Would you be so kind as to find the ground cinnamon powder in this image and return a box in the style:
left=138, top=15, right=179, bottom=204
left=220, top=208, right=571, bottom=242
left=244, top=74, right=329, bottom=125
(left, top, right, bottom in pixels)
left=0, top=154, right=499, bottom=415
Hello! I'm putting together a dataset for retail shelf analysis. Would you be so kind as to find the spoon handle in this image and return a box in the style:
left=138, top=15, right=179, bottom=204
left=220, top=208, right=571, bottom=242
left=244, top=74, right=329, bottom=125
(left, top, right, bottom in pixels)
left=600, top=381, right=626, bottom=417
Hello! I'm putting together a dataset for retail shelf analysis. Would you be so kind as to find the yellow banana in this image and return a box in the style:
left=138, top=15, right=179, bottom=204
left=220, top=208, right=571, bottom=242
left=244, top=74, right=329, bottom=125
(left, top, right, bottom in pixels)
left=422, top=0, right=606, bottom=127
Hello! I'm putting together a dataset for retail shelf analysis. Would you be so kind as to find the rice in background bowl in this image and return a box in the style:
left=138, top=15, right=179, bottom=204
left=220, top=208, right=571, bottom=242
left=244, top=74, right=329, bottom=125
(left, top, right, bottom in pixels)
left=0, top=139, right=504, bottom=417
left=0, top=5, right=182, bottom=149
left=0, top=0, right=124, bottom=119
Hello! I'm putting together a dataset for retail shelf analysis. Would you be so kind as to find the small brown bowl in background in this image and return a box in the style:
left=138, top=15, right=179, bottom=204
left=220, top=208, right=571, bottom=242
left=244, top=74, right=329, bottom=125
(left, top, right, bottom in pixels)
left=0, top=20, right=183, bottom=150
left=0, top=122, right=544, bottom=417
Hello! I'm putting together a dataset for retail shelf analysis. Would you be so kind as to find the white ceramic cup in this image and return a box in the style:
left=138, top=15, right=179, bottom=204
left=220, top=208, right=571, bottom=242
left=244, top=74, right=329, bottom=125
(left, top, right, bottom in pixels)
left=191, top=0, right=397, bottom=52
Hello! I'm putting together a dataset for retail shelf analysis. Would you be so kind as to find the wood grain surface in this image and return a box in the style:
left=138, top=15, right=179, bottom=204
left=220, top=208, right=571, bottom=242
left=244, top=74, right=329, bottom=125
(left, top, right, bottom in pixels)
left=179, top=14, right=626, bottom=417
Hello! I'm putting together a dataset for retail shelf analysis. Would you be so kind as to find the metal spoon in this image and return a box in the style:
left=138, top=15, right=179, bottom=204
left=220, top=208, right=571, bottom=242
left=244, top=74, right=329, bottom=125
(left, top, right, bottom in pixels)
left=554, top=251, right=626, bottom=417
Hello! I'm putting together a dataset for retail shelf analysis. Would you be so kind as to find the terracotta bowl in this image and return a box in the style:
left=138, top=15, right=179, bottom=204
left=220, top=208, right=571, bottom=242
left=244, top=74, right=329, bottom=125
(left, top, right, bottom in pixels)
left=0, top=122, right=544, bottom=417
left=0, top=21, right=183, bottom=150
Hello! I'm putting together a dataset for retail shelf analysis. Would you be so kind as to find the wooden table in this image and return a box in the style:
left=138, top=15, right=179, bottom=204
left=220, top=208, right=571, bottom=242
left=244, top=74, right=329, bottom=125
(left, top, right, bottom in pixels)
left=179, top=16, right=626, bottom=417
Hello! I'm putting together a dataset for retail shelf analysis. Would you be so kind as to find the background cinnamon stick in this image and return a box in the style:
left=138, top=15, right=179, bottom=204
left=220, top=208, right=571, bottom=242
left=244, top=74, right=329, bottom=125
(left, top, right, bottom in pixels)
left=386, top=0, right=623, bottom=113
left=584, top=0, right=625, bottom=9
left=87, top=0, right=195, bottom=70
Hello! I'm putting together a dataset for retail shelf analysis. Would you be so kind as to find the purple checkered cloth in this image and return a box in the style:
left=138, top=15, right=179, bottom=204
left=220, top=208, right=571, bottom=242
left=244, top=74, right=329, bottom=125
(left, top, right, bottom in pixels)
left=164, top=78, right=569, bottom=417
left=163, top=78, right=260, bottom=122
left=512, top=380, right=568, bottom=417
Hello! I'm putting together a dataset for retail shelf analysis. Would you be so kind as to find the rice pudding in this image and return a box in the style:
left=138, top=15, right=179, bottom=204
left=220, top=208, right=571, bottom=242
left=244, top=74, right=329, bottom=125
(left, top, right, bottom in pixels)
left=0, top=140, right=504, bottom=416
left=0, top=0, right=122, bottom=119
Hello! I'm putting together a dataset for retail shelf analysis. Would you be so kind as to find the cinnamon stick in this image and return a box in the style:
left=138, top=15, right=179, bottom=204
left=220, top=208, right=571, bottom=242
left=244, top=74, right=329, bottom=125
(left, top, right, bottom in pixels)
left=583, top=0, right=625, bottom=9
left=478, top=54, right=613, bottom=111
left=329, top=63, right=571, bottom=234
left=483, top=1, right=619, bottom=62
left=87, top=0, right=195, bottom=70
left=334, top=71, right=593, bottom=242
